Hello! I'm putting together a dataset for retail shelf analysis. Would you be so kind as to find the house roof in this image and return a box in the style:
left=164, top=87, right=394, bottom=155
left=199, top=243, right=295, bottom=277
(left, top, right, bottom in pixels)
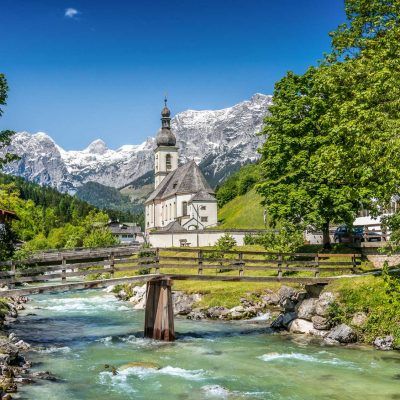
left=160, top=220, right=187, bottom=232
left=107, top=223, right=141, bottom=235
left=146, top=161, right=215, bottom=203
left=0, top=209, right=19, bottom=221
left=189, top=190, right=217, bottom=203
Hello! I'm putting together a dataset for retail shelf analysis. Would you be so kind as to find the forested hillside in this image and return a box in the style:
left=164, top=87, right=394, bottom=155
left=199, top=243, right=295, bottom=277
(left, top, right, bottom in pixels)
left=0, top=173, right=142, bottom=257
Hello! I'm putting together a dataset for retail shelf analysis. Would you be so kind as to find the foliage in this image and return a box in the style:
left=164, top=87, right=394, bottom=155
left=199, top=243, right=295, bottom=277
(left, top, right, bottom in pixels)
left=0, top=74, right=18, bottom=169
left=244, top=224, right=303, bottom=254
left=258, top=2, right=400, bottom=246
left=0, top=223, right=17, bottom=261
left=215, top=163, right=260, bottom=208
left=215, top=233, right=237, bottom=252
left=328, top=271, right=400, bottom=348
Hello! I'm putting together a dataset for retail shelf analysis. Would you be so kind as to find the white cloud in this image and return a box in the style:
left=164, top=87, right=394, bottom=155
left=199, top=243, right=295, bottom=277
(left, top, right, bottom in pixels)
left=65, top=8, right=79, bottom=18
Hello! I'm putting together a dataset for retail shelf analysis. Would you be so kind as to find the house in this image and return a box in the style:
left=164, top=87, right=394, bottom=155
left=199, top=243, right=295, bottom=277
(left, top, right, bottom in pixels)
left=0, top=209, right=19, bottom=224
left=107, top=221, right=142, bottom=244
left=145, top=99, right=218, bottom=232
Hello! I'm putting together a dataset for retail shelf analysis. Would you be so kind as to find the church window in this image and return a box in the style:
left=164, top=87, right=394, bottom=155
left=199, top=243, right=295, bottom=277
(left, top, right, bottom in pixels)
left=182, top=202, right=188, bottom=216
left=200, top=205, right=206, bottom=210
left=166, top=154, right=172, bottom=170
left=201, top=216, right=208, bottom=222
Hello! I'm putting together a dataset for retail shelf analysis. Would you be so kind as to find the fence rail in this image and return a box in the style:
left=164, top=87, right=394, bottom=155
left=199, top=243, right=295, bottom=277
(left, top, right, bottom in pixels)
left=0, top=247, right=363, bottom=292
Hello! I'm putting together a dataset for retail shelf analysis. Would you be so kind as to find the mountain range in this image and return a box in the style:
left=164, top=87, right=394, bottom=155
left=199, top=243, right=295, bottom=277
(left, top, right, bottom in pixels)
left=1, top=93, right=272, bottom=211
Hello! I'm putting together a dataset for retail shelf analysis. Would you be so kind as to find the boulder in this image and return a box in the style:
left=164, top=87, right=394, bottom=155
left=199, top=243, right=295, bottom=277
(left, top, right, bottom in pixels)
left=312, top=315, right=332, bottom=330
left=271, top=312, right=297, bottom=329
left=297, top=298, right=318, bottom=321
left=280, top=298, right=296, bottom=312
left=373, top=336, right=394, bottom=351
left=288, top=319, right=315, bottom=334
left=351, top=312, right=368, bottom=327
left=14, top=340, right=30, bottom=350
left=278, top=286, right=296, bottom=303
left=326, top=324, right=356, bottom=343
left=315, top=292, right=336, bottom=317
left=128, top=285, right=147, bottom=309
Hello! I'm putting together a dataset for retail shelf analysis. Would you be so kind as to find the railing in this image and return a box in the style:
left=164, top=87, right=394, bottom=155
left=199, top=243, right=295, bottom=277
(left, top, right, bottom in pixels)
left=0, top=247, right=362, bottom=290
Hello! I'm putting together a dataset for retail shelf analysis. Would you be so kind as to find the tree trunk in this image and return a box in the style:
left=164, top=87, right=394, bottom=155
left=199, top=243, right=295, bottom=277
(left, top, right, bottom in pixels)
left=322, top=222, right=331, bottom=250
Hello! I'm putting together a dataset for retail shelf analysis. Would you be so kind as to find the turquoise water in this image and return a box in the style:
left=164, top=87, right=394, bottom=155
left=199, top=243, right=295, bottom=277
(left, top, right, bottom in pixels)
left=13, top=290, right=400, bottom=400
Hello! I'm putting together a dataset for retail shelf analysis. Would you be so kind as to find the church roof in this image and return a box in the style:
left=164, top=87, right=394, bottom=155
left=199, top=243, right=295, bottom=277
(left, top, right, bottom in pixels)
left=146, top=161, right=215, bottom=203
left=189, top=190, right=217, bottom=203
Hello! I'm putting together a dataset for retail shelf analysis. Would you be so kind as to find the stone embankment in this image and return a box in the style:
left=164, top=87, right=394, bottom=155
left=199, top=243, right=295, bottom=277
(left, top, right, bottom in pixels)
left=115, top=283, right=395, bottom=351
left=0, top=296, right=57, bottom=399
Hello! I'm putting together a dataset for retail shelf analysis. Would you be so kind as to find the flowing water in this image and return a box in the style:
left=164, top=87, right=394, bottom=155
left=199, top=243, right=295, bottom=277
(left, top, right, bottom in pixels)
left=12, top=289, right=400, bottom=399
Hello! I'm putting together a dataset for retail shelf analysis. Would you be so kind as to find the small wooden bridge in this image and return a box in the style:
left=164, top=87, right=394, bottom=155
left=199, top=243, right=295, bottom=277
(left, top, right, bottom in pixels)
left=0, top=246, right=362, bottom=341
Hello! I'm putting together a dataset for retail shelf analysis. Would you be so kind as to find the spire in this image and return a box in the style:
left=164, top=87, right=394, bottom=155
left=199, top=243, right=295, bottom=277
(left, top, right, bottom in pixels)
left=156, top=97, right=176, bottom=146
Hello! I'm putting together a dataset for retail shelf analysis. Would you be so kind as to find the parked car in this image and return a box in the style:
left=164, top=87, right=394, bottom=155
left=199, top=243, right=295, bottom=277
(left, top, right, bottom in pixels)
left=334, top=225, right=384, bottom=243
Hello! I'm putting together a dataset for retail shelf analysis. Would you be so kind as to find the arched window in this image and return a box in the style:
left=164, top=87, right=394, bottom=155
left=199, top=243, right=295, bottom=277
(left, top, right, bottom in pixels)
left=182, top=201, right=188, bottom=216
left=166, top=154, right=172, bottom=170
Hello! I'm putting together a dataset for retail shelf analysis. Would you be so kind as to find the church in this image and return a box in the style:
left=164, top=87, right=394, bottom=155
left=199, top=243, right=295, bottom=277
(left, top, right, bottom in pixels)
left=145, top=100, right=218, bottom=232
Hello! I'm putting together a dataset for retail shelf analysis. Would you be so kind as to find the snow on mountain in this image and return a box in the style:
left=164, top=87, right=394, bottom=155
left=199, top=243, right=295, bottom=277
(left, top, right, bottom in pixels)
left=1, top=93, right=272, bottom=192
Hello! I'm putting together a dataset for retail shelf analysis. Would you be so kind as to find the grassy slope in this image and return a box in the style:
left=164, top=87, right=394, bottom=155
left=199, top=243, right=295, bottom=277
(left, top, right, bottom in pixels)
left=217, top=189, right=265, bottom=230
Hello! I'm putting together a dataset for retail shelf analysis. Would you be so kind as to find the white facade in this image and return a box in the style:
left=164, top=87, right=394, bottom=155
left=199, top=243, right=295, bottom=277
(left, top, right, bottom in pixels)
left=154, top=146, right=178, bottom=188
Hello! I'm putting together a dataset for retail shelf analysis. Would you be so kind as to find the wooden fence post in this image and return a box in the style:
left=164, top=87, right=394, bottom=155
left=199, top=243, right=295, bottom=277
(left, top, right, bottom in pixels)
left=198, top=250, right=203, bottom=275
left=155, top=248, right=160, bottom=274
left=314, top=254, right=320, bottom=278
left=277, top=254, right=283, bottom=278
left=61, top=257, right=66, bottom=282
left=9, top=261, right=16, bottom=289
left=109, top=252, right=115, bottom=278
left=238, top=252, right=244, bottom=276
left=352, top=254, right=357, bottom=274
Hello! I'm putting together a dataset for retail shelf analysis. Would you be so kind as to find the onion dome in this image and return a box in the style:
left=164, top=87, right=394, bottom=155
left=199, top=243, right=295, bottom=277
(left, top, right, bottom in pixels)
left=156, top=97, right=176, bottom=146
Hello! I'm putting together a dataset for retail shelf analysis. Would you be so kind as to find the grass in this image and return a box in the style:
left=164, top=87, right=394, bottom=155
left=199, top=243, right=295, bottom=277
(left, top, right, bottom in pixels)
left=217, top=189, right=265, bottom=229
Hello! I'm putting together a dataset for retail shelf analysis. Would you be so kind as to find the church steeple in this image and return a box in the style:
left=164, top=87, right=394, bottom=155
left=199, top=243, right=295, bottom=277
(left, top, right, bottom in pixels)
left=156, top=97, right=176, bottom=147
left=154, top=97, right=179, bottom=188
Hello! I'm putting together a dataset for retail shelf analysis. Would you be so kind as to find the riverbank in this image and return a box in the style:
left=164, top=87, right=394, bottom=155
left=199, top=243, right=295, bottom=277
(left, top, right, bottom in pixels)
left=114, top=273, right=400, bottom=351
left=0, top=296, right=31, bottom=399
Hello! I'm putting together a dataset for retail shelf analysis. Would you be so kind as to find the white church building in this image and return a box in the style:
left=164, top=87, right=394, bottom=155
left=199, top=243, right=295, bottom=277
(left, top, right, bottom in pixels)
left=145, top=100, right=218, bottom=233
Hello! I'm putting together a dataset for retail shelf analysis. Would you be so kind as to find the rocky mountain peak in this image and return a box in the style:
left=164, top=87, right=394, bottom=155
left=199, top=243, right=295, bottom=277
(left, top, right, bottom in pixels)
left=1, top=93, right=272, bottom=193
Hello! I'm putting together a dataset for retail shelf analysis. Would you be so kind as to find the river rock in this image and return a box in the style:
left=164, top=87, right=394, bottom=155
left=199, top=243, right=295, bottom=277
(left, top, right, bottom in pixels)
left=315, top=292, right=336, bottom=317
left=261, top=291, right=279, bottom=306
left=173, top=292, right=201, bottom=316
left=30, top=371, right=58, bottom=381
left=128, top=285, right=147, bottom=309
left=297, top=298, right=318, bottom=321
left=326, top=324, right=356, bottom=343
left=14, top=340, right=30, bottom=351
left=373, top=336, right=394, bottom=351
left=311, top=315, right=331, bottom=330
left=0, top=340, right=19, bottom=363
left=288, top=319, right=315, bottom=334
left=205, top=306, right=230, bottom=319
left=351, top=312, right=368, bottom=327
left=187, top=308, right=206, bottom=320
left=271, top=312, right=297, bottom=329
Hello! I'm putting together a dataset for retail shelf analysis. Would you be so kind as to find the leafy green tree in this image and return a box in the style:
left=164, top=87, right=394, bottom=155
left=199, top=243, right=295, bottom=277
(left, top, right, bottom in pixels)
left=0, top=74, right=18, bottom=169
left=258, top=1, right=400, bottom=247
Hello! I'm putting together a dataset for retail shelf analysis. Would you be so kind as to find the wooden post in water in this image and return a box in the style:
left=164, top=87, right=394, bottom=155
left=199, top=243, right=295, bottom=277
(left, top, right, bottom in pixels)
left=144, top=278, right=175, bottom=341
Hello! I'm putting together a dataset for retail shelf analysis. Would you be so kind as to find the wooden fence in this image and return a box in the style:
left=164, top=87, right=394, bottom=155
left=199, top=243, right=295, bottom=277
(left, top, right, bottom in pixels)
left=0, top=247, right=362, bottom=291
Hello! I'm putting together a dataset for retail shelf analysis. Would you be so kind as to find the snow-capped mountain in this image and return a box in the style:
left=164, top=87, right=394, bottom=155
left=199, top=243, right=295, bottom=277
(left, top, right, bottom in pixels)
left=1, top=93, right=272, bottom=193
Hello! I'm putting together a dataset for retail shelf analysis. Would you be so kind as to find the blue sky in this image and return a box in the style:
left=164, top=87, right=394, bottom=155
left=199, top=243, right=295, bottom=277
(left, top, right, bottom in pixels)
left=0, top=0, right=345, bottom=150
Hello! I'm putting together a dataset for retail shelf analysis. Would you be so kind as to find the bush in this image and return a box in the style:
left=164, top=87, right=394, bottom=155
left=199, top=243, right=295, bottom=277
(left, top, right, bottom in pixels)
left=244, top=224, right=303, bottom=254
left=215, top=233, right=237, bottom=252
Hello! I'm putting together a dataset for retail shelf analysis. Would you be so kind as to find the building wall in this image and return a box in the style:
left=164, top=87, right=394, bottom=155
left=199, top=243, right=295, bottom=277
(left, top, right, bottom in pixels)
left=187, top=201, right=218, bottom=229
left=148, top=230, right=264, bottom=248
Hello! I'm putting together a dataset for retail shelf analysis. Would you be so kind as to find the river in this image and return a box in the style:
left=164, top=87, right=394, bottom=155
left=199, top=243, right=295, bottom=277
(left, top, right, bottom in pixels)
left=11, top=289, right=400, bottom=399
